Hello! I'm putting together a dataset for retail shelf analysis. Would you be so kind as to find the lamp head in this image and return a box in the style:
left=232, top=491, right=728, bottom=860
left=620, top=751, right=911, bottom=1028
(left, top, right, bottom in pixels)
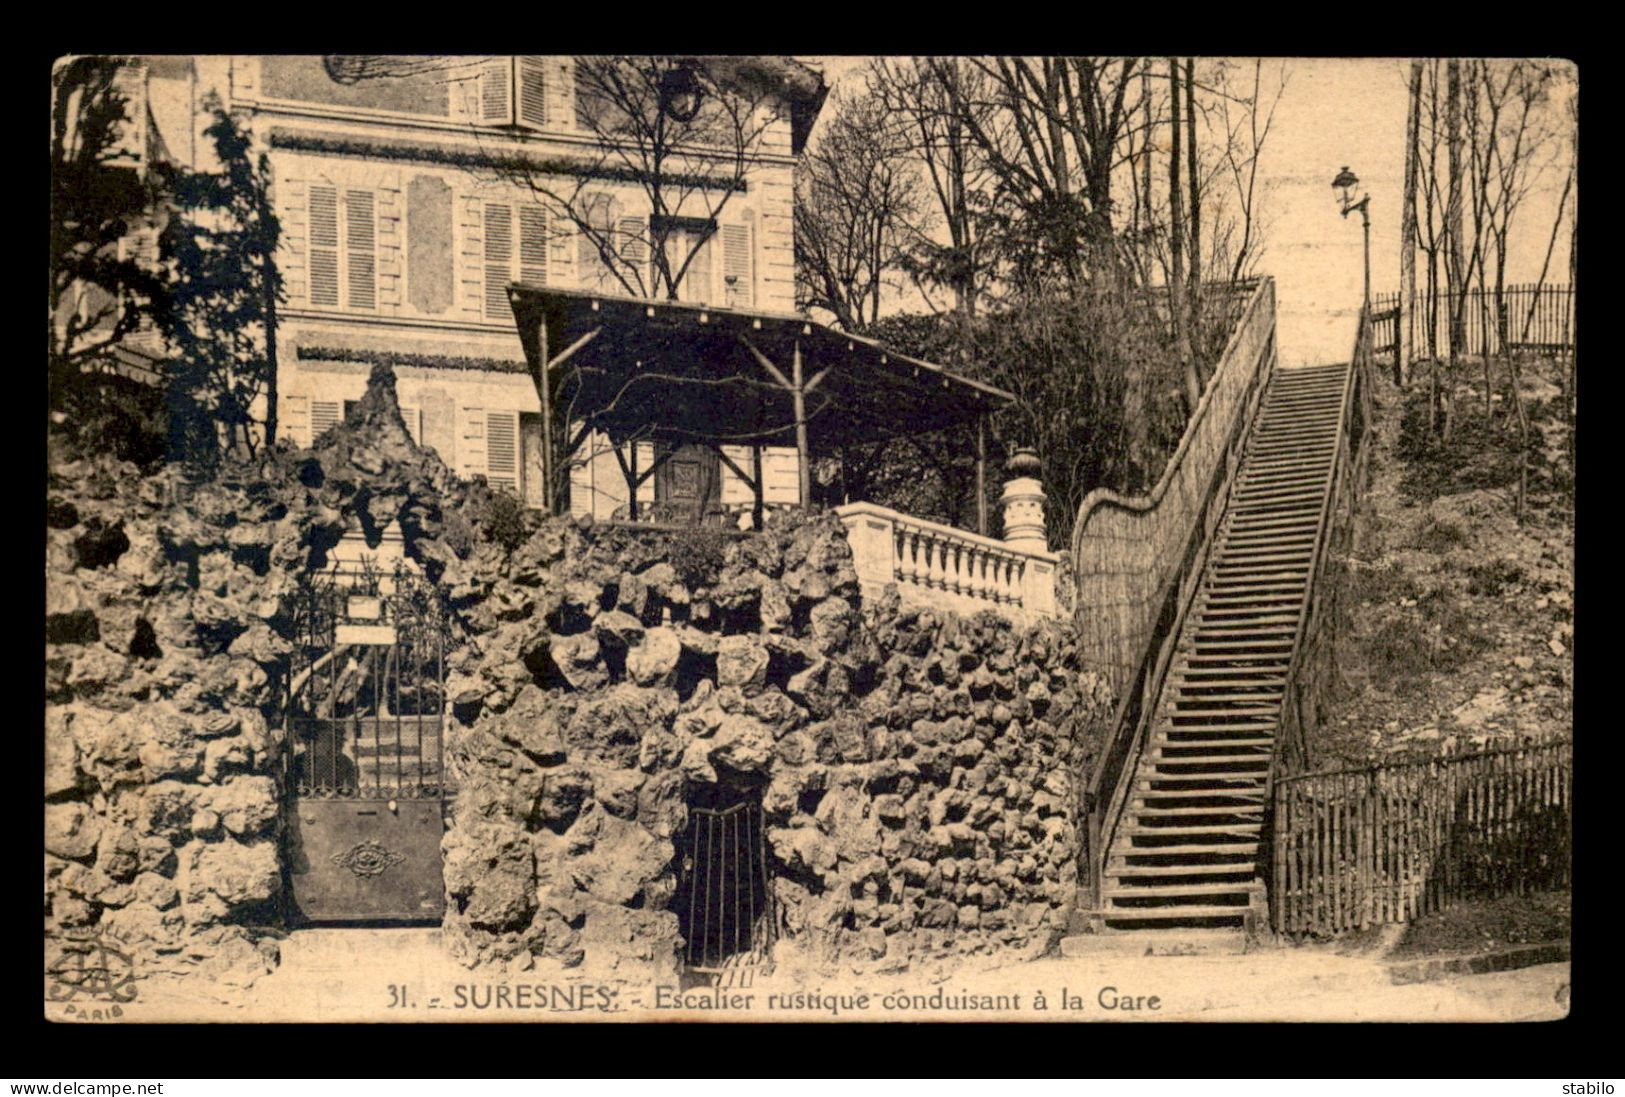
left=1332, top=166, right=1361, bottom=212
left=659, top=62, right=704, bottom=123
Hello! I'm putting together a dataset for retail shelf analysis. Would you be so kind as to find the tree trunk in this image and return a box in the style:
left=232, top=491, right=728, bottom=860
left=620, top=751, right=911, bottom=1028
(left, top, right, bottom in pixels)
left=1167, top=59, right=1197, bottom=410
left=1444, top=59, right=1464, bottom=442
left=1400, top=60, right=1422, bottom=385
left=263, top=253, right=279, bottom=449
left=1185, top=58, right=1201, bottom=322
left=1141, top=65, right=1152, bottom=255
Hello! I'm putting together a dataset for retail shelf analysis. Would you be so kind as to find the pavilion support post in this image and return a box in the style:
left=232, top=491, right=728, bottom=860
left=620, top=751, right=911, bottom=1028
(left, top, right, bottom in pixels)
left=535, top=318, right=555, bottom=515
left=975, top=412, right=988, bottom=536
left=792, top=339, right=810, bottom=507
left=752, top=444, right=765, bottom=531
left=627, top=441, right=639, bottom=521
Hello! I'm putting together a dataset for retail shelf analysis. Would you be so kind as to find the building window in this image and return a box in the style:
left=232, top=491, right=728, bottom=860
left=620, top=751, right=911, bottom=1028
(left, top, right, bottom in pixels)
left=308, top=184, right=378, bottom=312
left=483, top=199, right=553, bottom=320
left=477, top=57, right=549, bottom=130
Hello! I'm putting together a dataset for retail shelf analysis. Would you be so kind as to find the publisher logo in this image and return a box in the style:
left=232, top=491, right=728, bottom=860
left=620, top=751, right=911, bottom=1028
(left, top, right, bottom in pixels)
left=46, top=927, right=138, bottom=1004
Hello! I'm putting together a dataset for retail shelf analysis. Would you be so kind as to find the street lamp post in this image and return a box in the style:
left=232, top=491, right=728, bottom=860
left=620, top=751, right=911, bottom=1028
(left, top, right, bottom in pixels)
left=1332, top=166, right=1371, bottom=312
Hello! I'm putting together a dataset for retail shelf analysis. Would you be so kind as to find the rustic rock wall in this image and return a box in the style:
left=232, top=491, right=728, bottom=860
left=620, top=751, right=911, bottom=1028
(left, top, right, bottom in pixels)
left=45, top=361, right=1114, bottom=985
left=44, top=364, right=488, bottom=987
left=444, top=511, right=1114, bottom=977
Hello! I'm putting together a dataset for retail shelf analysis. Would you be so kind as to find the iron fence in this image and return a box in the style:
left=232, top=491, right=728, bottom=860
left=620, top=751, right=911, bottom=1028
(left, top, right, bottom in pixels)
left=1374, top=285, right=1575, bottom=359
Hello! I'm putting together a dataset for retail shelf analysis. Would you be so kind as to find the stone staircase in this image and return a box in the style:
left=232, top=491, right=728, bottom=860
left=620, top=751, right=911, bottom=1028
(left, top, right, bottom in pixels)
left=1083, top=361, right=1352, bottom=938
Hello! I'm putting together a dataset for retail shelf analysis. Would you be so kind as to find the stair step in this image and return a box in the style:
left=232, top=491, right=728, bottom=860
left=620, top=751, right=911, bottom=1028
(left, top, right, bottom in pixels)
left=1123, top=823, right=1264, bottom=837
left=1167, top=703, right=1281, bottom=717
left=1154, top=733, right=1276, bottom=747
left=1171, top=666, right=1289, bottom=679
left=1099, top=906, right=1250, bottom=923
left=1150, top=753, right=1272, bottom=766
left=1204, top=575, right=1311, bottom=589
left=1170, top=692, right=1284, bottom=705
left=1196, top=591, right=1306, bottom=607
left=1106, top=881, right=1256, bottom=899
left=1197, top=607, right=1302, bottom=621
left=1208, top=563, right=1311, bottom=577
left=1224, top=513, right=1322, bottom=529
left=1111, top=866, right=1256, bottom=881
left=1113, top=843, right=1260, bottom=861
left=1135, top=807, right=1267, bottom=820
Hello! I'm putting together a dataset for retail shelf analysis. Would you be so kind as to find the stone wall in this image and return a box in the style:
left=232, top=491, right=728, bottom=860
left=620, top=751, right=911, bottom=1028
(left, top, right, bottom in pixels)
left=443, top=511, right=1114, bottom=977
left=44, top=364, right=489, bottom=988
left=45, top=361, right=1114, bottom=985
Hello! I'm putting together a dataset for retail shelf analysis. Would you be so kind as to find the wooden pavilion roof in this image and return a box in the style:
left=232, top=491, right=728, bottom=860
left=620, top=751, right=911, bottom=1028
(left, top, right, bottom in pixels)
left=507, top=284, right=1013, bottom=452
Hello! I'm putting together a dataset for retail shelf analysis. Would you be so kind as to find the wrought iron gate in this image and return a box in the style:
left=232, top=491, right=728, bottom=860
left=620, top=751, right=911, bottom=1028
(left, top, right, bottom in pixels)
left=283, top=566, right=447, bottom=923
left=677, top=799, right=775, bottom=971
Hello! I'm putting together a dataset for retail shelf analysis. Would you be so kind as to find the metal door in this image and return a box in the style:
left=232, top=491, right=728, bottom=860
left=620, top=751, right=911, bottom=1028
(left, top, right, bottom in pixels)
left=283, top=568, right=447, bottom=923
left=677, top=799, right=774, bottom=972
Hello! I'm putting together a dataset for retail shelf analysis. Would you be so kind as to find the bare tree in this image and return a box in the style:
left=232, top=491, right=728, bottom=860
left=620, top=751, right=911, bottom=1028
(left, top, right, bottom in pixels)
left=933, top=56, right=1147, bottom=289
left=1444, top=58, right=1465, bottom=440
left=866, top=57, right=1000, bottom=318
left=1400, top=59, right=1422, bottom=382
left=794, top=90, right=927, bottom=331
left=477, top=57, right=793, bottom=303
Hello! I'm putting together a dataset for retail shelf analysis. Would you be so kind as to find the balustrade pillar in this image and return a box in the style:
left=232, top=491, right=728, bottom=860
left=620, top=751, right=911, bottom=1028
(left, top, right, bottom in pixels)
left=1000, top=447, right=1049, bottom=554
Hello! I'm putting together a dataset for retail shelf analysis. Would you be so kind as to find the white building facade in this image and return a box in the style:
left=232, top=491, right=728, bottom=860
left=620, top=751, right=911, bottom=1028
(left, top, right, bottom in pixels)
left=174, top=55, right=821, bottom=514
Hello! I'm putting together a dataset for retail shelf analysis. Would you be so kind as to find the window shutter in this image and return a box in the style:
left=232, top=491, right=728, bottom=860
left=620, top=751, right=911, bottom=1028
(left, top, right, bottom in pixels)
left=311, top=400, right=341, bottom=440
left=618, top=216, right=647, bottom=294
left=345, top=190, right=376, bottom=310
left=762, top=446, right=799, bottom=504
left=579, top=195, right=617, bottom=292
left=483, top=202, right=513, bottom=319
left=723, top=221, right=754, bottom=309
left=518, top=204, right=549, bottom=286
left=517, top=57, right=548, bottom=128
left=481, top=59, right=512, bottom=124
left=399, top=405, right=422, bottom=445
left=486, top=411, right=518, bottom=494
left=309, top=185, right=340, bottom=307
left=719, top=445, right=753, bottom=505
left=684, top=232, right=713, bottom=305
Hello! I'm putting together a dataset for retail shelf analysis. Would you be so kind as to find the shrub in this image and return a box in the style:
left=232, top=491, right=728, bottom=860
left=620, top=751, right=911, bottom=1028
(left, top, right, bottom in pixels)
left=1411, top=514, right=1468, bottom=553
left=666, top=525, right=730, bottom=589
left=480, top=491, right=529, bottom=555
left=1463, top=558, right=1525, bottom=596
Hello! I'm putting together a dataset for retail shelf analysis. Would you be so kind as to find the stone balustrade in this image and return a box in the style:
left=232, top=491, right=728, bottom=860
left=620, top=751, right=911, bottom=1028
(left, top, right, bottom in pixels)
left=836, top=502, right=1060, bottom=621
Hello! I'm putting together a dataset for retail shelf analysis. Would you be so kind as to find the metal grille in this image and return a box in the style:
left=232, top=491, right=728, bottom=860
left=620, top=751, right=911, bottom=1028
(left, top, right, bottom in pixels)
left=678, top=800, right=774, bottom=971
left=284, top=567, right=447, bottom=801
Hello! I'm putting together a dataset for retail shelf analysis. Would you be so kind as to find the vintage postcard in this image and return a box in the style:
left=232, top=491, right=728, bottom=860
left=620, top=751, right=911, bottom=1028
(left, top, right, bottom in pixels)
left=46, top=55, right=1574, bottom=1024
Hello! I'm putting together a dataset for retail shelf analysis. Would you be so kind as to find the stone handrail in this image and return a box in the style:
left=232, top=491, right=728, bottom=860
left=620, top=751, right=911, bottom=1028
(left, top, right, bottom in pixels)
left=836, top=502, right=1060, bottom=621
left=1069, top=277, right=1277, bottom=695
